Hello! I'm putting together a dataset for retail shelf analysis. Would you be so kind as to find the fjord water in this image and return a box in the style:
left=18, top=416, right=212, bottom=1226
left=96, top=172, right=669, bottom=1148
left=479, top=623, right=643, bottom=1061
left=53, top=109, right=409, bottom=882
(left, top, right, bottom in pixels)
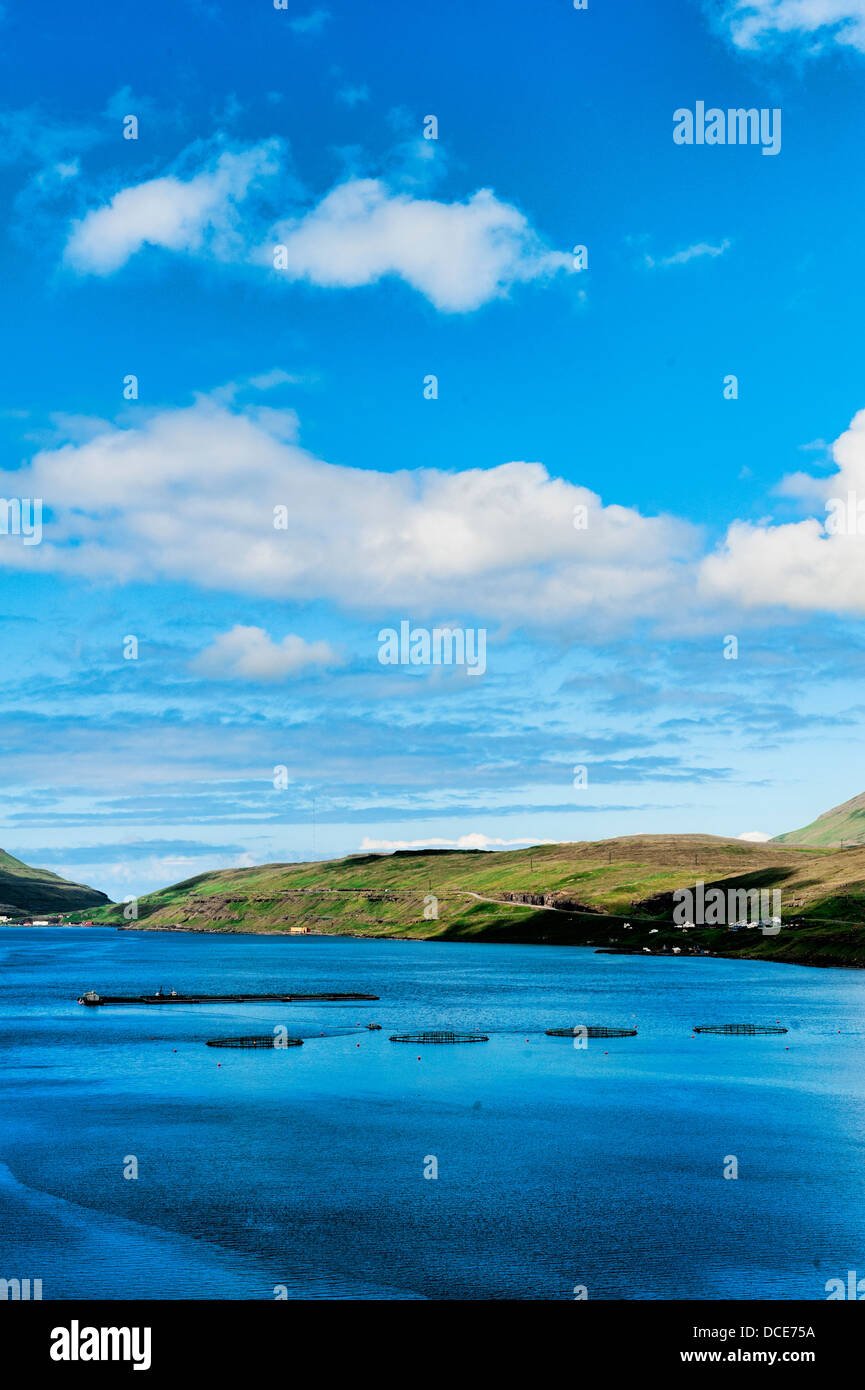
left=2, top=928, right=865, bottom=1301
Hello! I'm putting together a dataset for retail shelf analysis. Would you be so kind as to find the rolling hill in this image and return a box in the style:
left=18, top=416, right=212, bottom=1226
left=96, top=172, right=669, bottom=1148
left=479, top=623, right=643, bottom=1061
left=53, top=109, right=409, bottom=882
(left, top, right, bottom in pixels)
left=0, top=847, right=109, bottom=916
left=66, top=833, right=865, bottom=968
left=773, top=790, right=865, bottom=848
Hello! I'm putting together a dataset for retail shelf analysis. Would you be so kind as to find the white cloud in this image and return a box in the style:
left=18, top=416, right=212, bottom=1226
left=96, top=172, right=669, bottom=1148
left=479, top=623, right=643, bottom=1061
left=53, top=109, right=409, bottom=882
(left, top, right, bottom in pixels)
left=28, top=386, right=865, bottom=632
left=699, top=405, right=865, bottom=614
left=64, top=142, right=281, bottom=275
left=246, top=368, right=302, bottom=391
left=719, top=0, right=865, bottom=52
left=63, top=138, right=571, bottom=310
left=644, top=239, right=730, bottom=269
left=289, top=8, right=330, bottom=33
left=0, top=397, right=696, bottom=628
left=337, top=84, right=370, bottom=106
left=358, top=834, right=555, bottom=852
left=191, top=625, right=342, bottom=681
left=738, top=830, right=772, bottom=841
left=269, top=179, right=572, bottom=311
left=771, top=469, right=830, bottom=505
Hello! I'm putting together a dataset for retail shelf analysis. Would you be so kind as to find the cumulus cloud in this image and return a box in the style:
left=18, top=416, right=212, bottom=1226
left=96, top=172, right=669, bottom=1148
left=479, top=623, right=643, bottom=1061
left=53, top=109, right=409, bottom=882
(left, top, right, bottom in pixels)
left=718, top=0, right=865, bottom=52
left=268, top=179, right=572, bottom=311
left=0, top=398, right=695, bottom=628
left=358, top=834, right=556, bottom=851
left=699, top=406, right=865, bottom=614
left=738, top=830, right=772, bottom=841
left=65, top=142, right=281, bottom=275
left=191, top=625, right=342, bottom=681
left=62, top=139, right=571, bottom=309
left=26, top=385, right=865, bottom=632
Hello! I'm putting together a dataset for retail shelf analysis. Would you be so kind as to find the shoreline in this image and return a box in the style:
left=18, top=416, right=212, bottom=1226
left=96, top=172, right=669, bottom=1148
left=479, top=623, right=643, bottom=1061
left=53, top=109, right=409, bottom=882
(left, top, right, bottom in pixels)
left=19, top=917, right=863, bottom=972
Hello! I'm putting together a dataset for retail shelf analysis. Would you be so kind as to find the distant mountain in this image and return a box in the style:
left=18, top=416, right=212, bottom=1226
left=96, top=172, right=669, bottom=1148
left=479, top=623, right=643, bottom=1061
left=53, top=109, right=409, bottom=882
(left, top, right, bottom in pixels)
left=0, top=847, right=109, bottom=916
left=773, top=792, right=865, bottom=848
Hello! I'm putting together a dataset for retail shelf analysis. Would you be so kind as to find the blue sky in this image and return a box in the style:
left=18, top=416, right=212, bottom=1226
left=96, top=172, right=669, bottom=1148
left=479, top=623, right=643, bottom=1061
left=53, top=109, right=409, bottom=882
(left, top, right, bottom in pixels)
left=4, top=0, right=865, bottom=899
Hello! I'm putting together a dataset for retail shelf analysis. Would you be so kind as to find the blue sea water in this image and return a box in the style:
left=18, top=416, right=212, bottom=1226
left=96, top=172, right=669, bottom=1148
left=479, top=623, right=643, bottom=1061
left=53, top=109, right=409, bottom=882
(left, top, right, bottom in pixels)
left=1, top=926, right=865, bottom=1301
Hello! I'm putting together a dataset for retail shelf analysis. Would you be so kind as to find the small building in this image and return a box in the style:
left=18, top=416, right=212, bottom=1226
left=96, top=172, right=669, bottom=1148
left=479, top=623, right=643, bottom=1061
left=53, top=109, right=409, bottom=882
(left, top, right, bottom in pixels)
left=289, top=925, right=311, bottom=934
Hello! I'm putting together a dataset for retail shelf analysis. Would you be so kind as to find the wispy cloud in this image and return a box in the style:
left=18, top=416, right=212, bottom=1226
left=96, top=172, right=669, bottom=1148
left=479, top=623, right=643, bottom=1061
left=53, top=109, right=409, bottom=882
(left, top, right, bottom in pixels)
left=644, top=239, right=730, bottom=269
left=358, top=833, right=557, bottom=851
left=336, top=84, right=370, bottom=106
left=289, top=8, right=331, bottom=35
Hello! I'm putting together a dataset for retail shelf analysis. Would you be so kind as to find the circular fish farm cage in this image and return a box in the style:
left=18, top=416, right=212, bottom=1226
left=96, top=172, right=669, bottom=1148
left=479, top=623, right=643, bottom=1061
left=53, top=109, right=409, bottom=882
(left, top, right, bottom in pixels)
left=545, top=1025, right=638, bottom=1038
left=692, top=1024, right=787, bottom=1035
left=206, top=1035, right=304, bottom=1049
left=389, top=1030, right=489, bottom=1044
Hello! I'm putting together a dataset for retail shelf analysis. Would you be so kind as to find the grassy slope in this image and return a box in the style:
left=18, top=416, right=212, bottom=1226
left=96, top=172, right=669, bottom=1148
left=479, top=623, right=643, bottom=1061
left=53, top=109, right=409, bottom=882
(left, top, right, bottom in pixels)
left=67, top=834, right=865, bottom=967
left=773, top=790, right=865, bottom=847
left=0, top=847, right=109, bottom=914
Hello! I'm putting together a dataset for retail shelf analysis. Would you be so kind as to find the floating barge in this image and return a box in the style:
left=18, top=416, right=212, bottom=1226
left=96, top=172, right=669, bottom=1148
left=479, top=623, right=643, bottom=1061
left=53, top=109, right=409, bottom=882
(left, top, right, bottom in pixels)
left=693, top=1023, right=787, bottom=1035
left=77, top=989, right=378, bottom=1006
left=545, top=1025, right=638, bottom=1038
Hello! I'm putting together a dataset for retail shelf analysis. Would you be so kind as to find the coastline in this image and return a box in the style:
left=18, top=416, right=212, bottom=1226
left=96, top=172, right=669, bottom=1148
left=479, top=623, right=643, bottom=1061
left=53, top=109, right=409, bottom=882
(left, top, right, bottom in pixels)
left=74, top=917, right=865, bottom=971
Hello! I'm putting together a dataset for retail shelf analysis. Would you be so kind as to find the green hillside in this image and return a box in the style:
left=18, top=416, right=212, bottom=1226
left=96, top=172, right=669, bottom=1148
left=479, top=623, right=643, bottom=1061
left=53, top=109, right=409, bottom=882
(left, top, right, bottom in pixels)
left=773, top=790, right=865, bottom=848
left=0, top=847, right=109, bottom=915
left=66, top=833, right=865, bottom=968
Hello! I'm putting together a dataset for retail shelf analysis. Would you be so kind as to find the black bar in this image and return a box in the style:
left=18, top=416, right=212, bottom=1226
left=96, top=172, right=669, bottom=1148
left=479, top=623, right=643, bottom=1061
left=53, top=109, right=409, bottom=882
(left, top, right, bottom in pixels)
left=2, top=1299, right=858, bottom=1375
